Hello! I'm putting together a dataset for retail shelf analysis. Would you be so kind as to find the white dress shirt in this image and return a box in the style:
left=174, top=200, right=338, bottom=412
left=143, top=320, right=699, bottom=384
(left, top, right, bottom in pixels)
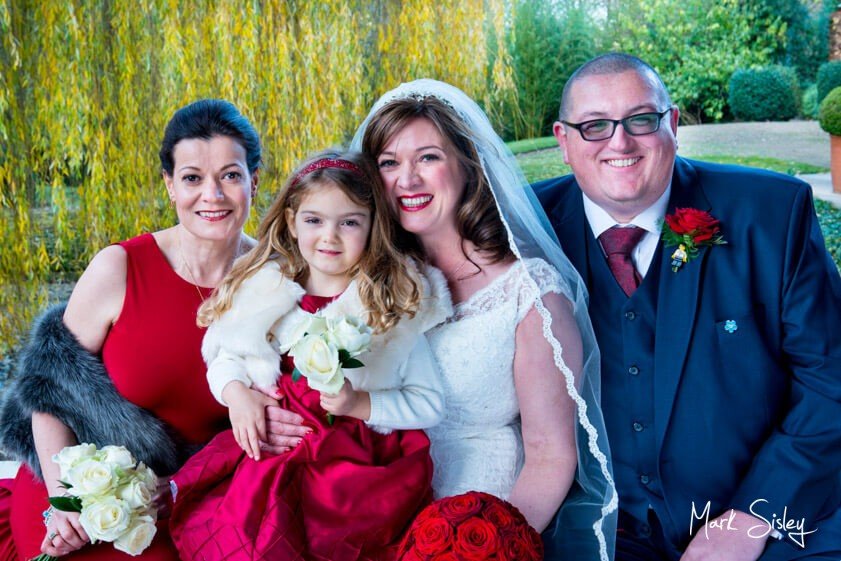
left=582, top=186, right=671, bottom=277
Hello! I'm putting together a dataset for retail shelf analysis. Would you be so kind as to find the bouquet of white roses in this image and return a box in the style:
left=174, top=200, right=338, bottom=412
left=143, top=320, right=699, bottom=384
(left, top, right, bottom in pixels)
left=281, top=314, right=372, bottom=422
left=34, top=443, right=158, bottom=559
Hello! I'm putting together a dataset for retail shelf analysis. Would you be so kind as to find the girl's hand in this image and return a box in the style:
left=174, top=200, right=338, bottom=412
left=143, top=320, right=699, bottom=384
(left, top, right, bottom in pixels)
left=254, top=383, right=282, bottom=399
left=41, top=508, right=90, bottom=557
left=222, top=381, right=278, bottom=461
left=320, top=380, right=370, bottom=420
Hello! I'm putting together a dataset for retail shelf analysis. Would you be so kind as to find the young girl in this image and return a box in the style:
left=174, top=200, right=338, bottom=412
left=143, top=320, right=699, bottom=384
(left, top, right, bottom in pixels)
left=168, top=151, right=451, bottom=561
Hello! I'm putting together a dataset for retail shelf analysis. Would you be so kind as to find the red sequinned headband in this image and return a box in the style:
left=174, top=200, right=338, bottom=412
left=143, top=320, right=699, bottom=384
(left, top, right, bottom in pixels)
left=290, top=158, right=364, bottom=188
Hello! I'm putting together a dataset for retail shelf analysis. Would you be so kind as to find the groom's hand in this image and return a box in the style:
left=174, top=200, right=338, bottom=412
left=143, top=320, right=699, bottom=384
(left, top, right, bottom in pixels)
left=261, top=405, right=311, bottom=454
left=680, top=510, right=768, bottom=561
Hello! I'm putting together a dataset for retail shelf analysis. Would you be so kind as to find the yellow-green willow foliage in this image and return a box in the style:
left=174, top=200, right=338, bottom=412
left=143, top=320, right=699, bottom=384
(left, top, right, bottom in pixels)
left=0, top=0, right=516, bottom=353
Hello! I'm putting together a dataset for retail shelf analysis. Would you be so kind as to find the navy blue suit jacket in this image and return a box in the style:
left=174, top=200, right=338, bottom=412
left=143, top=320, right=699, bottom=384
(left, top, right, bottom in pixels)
left=534, top=157, right=841, bottom=555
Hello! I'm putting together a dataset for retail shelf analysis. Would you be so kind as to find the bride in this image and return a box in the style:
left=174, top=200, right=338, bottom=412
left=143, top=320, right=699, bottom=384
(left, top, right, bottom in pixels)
left=351, top=80, right=617, bottom=559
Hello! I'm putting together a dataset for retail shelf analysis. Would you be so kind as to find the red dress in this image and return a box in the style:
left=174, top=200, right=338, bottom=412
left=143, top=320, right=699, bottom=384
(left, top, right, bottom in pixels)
left=8, top=233, right=229, bottom=560
left=0, top=478, right=14, bottom=561
left=169, top=294, right=433, bottom=561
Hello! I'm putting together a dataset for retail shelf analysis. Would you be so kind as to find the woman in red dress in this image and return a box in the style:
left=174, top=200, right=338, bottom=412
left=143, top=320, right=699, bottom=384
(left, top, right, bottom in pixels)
left=0, top=99, right=277, bottom=560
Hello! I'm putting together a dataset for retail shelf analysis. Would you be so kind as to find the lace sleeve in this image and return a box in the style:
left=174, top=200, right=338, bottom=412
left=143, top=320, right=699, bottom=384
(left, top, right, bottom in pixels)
left=515, top=258, right=574, bottom=325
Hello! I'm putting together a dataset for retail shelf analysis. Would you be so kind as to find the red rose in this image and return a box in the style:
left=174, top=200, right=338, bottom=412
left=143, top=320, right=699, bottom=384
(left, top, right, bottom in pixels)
left=520, top=523, right=545, bottom=561
left=430, top=553, right=460, bottom=561
left=483, top=501, right=517, bottom=531
left=413, top=502, right=441, bottom=525
left=665, top=208, right=719, bottom=236
left=438, top=492, right=484, bottom=524
left=453, top=517, right=500, bottom=560
left=399, top=548, right=426, bottom=561
left=411, top=517, right=452, bottom=556
left=691, top=229, right=719, bottom=243
left=502, top=533, right=529, bottom=561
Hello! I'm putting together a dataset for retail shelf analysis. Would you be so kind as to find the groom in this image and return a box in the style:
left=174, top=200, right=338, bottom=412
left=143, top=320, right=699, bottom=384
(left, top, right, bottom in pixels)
left=534, top=53, right=841, bottom=560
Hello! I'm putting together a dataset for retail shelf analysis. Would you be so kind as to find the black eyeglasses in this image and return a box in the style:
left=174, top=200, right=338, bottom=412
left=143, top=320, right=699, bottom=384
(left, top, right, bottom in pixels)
left=562, top=108, right=673, bottom=141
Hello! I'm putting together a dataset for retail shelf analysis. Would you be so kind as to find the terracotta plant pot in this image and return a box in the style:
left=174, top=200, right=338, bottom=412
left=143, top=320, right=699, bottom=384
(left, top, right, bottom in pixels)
left=832, top=135, right=841, bottom=194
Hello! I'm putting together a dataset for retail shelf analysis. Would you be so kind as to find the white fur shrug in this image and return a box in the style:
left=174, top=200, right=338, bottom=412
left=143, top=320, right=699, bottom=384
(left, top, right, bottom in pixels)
left=202, top=259, right=452, bottom=433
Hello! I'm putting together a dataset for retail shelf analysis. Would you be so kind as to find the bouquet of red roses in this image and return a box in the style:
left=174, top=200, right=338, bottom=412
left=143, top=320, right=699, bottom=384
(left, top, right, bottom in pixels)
left=397, top=491, right=543, bottom=561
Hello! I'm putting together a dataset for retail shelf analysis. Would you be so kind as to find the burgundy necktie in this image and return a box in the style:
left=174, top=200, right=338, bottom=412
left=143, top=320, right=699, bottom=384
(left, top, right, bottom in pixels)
left=599, top=226, right=645, bottom=297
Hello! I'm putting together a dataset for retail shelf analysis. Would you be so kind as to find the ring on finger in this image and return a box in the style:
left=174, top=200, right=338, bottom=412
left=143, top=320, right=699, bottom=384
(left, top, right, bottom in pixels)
left=48, top=531, right=58, bottom=541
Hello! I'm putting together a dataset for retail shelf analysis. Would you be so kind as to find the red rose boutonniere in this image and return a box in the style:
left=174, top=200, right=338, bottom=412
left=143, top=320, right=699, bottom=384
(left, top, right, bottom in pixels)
left=661, top=208, right=726, bottom=272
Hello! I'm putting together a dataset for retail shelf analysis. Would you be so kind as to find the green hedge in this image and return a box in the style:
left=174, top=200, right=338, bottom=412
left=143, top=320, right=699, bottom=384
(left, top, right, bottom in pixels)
left=728, top=65, right=800, bottom=121
left=802, top=84, right=818, bottom=119
left=817, top=60, right=841, bottom=104
left=819, top=87, right=841, bottom=137
left=815, top=199, right=841, bottom=272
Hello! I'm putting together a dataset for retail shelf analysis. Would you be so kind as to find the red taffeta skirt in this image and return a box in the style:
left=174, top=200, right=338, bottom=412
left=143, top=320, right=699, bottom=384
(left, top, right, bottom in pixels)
left=169, top=375, right=433, bottom=561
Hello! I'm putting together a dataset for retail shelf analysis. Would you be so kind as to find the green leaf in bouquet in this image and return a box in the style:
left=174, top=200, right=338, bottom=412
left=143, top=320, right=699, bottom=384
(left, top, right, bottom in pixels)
left=338, top=349, right=351, bottom=363
left=292, top=368, right=302, bottom=382
left=58, top=480, right=73, bottom=490
left=342, top=357, right=364, bottom=369
left=49, top=495, right=83, bottom=513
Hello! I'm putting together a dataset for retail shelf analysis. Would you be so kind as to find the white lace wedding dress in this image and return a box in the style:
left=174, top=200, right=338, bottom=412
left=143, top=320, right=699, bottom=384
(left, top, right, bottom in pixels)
left=426, top=257, right=571, bottom=500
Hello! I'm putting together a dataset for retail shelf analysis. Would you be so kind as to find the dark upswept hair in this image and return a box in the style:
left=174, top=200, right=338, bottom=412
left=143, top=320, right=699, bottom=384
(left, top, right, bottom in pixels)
left=360, top=96, right=513, bottom=270
left=159, top=99, right=262, bottom=175
left=558, top=52, right=673, bottom=119
left=198, top=149, right=422, bottom=333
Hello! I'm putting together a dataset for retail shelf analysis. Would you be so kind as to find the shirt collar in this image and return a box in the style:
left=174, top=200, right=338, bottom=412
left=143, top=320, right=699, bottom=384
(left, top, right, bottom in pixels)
left=582, top=184, right=672, bottom=239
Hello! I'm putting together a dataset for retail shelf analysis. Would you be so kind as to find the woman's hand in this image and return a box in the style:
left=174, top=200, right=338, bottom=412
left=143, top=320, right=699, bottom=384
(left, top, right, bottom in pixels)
left=320, top=380, right=370, bottom=421
left=261, top=406, right=310, bottom=453
left=152, top=476, right=172, bottom=519
left=41, top=508, right=90, bottom=557
left=222, top=381, right=277, bottom=461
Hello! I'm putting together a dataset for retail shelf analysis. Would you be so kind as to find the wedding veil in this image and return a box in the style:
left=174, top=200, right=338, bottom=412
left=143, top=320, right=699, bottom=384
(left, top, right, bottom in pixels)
left=351, top=79, right=617, bottom=560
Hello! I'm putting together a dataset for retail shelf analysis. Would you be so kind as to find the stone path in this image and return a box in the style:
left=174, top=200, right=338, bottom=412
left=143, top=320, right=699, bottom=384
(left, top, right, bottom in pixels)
left=799, top=173, right=841, bottom=207
left=677, top=120, right=829, bottom=168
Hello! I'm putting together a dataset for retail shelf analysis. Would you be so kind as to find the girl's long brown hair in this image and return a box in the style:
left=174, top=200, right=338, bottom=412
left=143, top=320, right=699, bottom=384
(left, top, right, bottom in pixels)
left=198, top=150, right=422, bottom=333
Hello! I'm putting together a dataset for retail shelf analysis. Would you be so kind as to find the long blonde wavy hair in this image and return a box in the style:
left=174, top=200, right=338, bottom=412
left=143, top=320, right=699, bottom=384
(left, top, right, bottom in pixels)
left=198, top=149, right=422, bottom=333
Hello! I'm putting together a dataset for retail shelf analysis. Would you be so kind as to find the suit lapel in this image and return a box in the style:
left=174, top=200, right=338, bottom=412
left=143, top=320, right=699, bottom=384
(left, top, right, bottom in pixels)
left=549, top=183, right=592, bottom=289
left=653, top=158, right=712, bottom=450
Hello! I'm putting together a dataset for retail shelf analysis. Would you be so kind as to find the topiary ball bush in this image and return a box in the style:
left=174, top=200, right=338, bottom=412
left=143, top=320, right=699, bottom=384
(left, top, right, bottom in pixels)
left=817, top=61, right=841, bottom=105
left=728, top=66, right=800, bottom=122
left=819, top=86, right=841, bottom=137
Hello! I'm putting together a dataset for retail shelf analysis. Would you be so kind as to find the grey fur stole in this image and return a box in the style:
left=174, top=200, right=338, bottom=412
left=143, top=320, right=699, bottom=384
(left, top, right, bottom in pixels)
left=0, top=304, right=193, bottom=478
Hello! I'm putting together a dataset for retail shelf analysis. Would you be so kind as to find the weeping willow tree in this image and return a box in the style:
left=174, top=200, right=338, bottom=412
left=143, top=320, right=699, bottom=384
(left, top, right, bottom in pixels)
left=0, top=0, right=515, bottom=354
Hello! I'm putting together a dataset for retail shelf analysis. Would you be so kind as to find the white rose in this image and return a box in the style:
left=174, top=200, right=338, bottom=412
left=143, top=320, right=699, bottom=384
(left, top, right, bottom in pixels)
left=52, top=443, right=97, bottom=480
left=288, top=334, right=344, bottom=394
left=113, top=515, right=157, bottom=556
left=79, top=496, right=132, bottom=542
left=67, top=458, right=118, bottom=498
left=326, top=316, right=372, bottom=357
left=133, top=463, right=159, bottom=494
left=280, top=315, right=329, bottom=353
left=99, top=446, right=136, bottom=470
left=117, top=477, right=153, bottom=510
